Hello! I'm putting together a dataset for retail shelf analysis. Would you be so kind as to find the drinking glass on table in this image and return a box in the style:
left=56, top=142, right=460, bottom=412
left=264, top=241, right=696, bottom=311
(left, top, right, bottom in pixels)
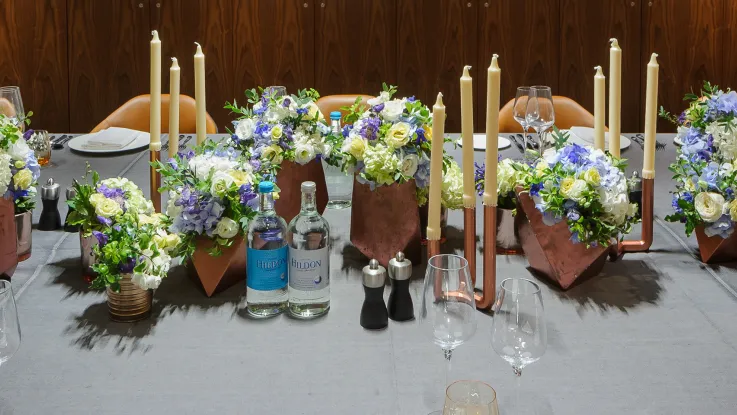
left=265, top=85, right=287, bottom=99
left=28, top=130, right=51, bottom=166
left=419, top=254, right=478, bottom=414
left=443, top=380, right=499, bottom=415
left=525, top=86, right=554, bottom=158
left=513, top=87, right=534, bottom=162
left=491, top=278, right=547, bottom=414
left=0, top=86, right=25, bottom=131
left=0, top=280, right=21, bottom=371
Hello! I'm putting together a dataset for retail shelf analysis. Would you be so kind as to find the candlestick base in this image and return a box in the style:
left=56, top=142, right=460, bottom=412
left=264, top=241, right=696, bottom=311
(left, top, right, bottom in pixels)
left=463, top=207, right=476, bottom=285
left=427, top=239, right=441, bottom=260
left=150, top=151, right=161, bottom=213
left=476, top=205, right=497, bottom=310
left=614, top=178, right=653, bottom=259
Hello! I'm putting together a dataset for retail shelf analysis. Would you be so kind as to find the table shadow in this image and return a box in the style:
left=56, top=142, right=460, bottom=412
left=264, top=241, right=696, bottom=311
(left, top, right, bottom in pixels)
left=48, top=256, right=94, bottom=299
left=154, top=264, right=241, bottom=318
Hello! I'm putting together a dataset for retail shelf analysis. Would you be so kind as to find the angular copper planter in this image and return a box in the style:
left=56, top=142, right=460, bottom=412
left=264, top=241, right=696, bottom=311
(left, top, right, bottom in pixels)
left=515, top=189, right=608, bottom=290
left=15, top=211, right=32, bottom=262
left=275, top=160, right=328, bottom=224
left=0, top=198, right=17, bottom=278
left=350, top=180, right=421, bottom=267
left=694, top=226, right=737, bottom=264
left=107, top=274, right=153, bottom=322
left=190, top=236, right=247, bottom=297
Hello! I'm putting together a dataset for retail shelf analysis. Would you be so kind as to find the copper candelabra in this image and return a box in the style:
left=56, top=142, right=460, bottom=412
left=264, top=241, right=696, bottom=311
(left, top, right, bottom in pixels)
left=150, top=150, right=161, bottom=213
left=612, top=177, right=654, bottom=259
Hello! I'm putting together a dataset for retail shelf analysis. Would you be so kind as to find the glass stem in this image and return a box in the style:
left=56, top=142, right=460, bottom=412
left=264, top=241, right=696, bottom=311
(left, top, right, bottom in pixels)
left=443, top=348, right=452, bottom=392
left=515, top=368, right=522, bottom=415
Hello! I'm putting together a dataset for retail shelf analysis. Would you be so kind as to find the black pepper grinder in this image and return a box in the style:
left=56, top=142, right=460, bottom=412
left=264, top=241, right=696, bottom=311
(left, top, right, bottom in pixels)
left=361, top=259, right=388, bottom=330
left=629, top=171, right=643, bottom=220
left=63, top=181, right=80, bottom=233
left=388, top=251, right=414, bottom=321
left=38, top=178, right=62, bottom=231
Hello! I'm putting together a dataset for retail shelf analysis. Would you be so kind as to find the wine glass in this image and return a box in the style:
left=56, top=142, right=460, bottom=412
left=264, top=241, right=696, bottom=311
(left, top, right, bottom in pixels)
left=491, top=278, right=546, bottom=414
left=525, top=86, right=554, bottom=158
left=443, top=380, right=500, bottom=415
left=0, top=86, right=25, bottom=131
left=0, top=280, right=21, bottom=370
left=419, top=254, right=478, bottom=413
left=265, top=85, right=287, bottom=99
left=513, top=87, right=533, bottom=161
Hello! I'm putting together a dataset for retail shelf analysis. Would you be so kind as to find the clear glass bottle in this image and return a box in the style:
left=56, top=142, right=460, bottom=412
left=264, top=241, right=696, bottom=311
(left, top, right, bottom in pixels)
left=287, top=181, right=330, bottom=318
left=323, top=110, right=352, bottom=209
left=246, top=181, right=288, bottom=318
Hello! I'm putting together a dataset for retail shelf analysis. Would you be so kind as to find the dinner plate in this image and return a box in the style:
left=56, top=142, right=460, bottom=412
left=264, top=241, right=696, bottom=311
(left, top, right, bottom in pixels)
left=456, top=134, right=511, bottom=150
left=566, top=126, right=631, bottom=150
left=68, top=130, right=150, bottom=154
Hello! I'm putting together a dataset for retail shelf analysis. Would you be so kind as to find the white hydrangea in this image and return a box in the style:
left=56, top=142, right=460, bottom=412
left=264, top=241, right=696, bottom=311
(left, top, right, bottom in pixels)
left=0, top=152, right=11, bottom=196
left=707, top=120, right=737, bottom=161
left=188, top=155, right=238, bottom=181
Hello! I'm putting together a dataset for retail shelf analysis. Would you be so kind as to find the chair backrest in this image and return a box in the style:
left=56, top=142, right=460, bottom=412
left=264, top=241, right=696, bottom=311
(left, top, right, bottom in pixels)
left=91, top=94, right=218, bottom=134
left=499, top=95, right=602, bottom=132
left=0, top=98, right=16, bottom=118
left=316, top=94, right=375, bottom=122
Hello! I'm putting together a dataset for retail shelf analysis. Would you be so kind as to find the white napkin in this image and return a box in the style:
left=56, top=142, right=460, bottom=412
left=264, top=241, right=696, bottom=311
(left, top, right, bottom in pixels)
left=81, top=127, right=145, bottom=150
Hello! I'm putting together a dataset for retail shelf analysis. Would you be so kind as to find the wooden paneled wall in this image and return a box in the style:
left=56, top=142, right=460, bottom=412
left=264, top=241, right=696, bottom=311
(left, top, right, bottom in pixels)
left=0, top=0, right=734, bottom=133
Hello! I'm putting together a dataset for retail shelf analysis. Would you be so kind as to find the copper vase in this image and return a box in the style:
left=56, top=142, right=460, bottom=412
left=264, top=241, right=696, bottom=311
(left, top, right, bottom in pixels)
left=0, top=198, right=17, bottom=278
left=350, top=180, right=421, bottom=267
left=515, top=189, right=608, bottom=290
left=80, top=232, right=98, bottom=277
left=14, top=211, right=32, bottom=262
left=107, top=274, right=153, bottom=322
left=418, top=204, right=448, bottom=243
left=694, top=226, right=737, bottom=263
left=275, top=160, right=328, bottom=223
left=189, top=236, right=247, bottom=297
left=496, top=207, right=523, bottom=255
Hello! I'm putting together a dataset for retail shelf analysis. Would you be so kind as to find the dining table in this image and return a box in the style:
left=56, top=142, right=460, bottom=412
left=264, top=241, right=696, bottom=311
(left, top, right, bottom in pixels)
left=1, top=132, right=736, bottom=414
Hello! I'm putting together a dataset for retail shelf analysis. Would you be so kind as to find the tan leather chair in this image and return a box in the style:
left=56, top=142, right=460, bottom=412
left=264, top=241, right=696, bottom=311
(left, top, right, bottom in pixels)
left=316, top=94, right=375, bottom=122
left=0, top=98, right=17, bottom=118
left=499, top=95, right=605, bottom=133
left=91, top=94, right=217, bottom=134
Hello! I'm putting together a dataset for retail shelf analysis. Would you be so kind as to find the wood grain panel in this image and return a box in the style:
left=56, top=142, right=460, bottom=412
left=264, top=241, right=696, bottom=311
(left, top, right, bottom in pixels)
left=233, top=0, right=314, bottom=101
left=480, top=0, right=560, bottom=130
left=0, top=0, right=68, bottom=132
left=315, top=0, right=397, bottom=97
left=397, top=0, right=477, bottom=132
left=152, top=0, right=233, bottom=131
left=722, top=0, right=737, bottom=90
left=559, top=0, right=641, bottom=132
left=68, top=0, right=150, bottom=132
left=643, top=0, right=724, bottom=132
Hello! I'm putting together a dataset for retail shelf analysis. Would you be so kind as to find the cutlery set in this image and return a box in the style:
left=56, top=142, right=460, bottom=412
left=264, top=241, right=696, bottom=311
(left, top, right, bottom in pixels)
left=161, top=134, right=186, bottom=151
left=50, top=134, right=73, bottom=150
left=631, top=134, right=666, bottom=151
left=509, top=134, right=537, bottom=153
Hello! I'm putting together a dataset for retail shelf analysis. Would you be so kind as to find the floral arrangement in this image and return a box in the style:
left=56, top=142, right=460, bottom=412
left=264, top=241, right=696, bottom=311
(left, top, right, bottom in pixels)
left=224, top=87, right=339, bottom=177
left=0, top=114, right=40, bottom=214
left=156, top=142, right=260, bottom=256
left=474, top=158, right=530, bottom=209
left=661, top=82, right=737, bottom=238
left=339, top=84, right=463, bottom=208
left=522, top=143, right=638, bottom=247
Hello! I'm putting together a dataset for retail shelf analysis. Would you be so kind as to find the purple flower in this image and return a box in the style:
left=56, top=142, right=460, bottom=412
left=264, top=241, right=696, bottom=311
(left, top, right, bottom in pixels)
left=700, top=162, right=720, bottom=190
left=566, top=210, right=581, bottom=222
left=97, top=215, right=112, bottom=226
left=178, top=150, right=195, bottom=160
left=23, top=129, right=34, bottom=140
left=415, top=128, right=427, bottom=144
left=97, top=184, right=125, bottom=200
left=282, top=97, right=291, bottom=107
left=530, top=182, right=543, bottom=197
left=250, top=159, right=261, bottom=171
left=342, top=125, right=350, bottom=138
left=569, top=231, right=581, bottom=244
left=118, top=256, right=137, bottom=274
left=360, top=116, right=381, bottom=141
left=672, top=195, right=684, bottom=214
left=238, top=184, right=257, bottom=207
left=113, top=224, right=121, bottom=232
left=296, top=107, right=308, bottom=116
left=407, top=96, right=416, bottom=103
left=704, top=214, right=735, bottom=238
left=167, top=158, right=179, bottom=170
left=92, top=230, right=108, bottom=246
left=474, top=162, right=485, bottom=196
left=678, top=111, right=687, bottom=124
left=372, top=103, right=385, bottom=113
left=230, top=134, right=242, bottom=146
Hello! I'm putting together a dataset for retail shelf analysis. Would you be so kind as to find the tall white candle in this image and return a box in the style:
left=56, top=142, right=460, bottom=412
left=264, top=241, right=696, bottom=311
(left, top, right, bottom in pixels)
left=483, top=55, right=500, bottom=206
left=427, top=93, right=445, bottom=241
left=608, top=38, right=622, bottom=157
left=643, top=53, right=659, bottom=179
left=150, top=31, right=162, bottom=151
left=194, top=42, right=207, bottom=145
left=594, top=66, right=606, bottom=151
left=168, top=57, right=180, bottom=158
left=460, top=65, right=475, bottom=208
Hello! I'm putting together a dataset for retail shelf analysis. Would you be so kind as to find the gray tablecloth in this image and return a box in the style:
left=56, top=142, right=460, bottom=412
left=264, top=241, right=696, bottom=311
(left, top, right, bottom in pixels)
left=1, top=133, right=736, bottom=414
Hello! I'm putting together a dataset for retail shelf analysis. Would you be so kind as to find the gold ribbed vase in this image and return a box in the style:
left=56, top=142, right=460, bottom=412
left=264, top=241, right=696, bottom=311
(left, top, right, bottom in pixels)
left=106, top=275, right=153, bottom=322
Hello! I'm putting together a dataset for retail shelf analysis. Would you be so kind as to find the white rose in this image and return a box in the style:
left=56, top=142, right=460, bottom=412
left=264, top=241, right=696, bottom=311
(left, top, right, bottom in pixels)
left=236, top=118, right=256, bottom=140
left=211, top=171, right=235, bottom=196
left=381, top=99, right=405, bottom=122
left=695, top=192, right=726, bottom=223
left=8, top=139, right=31, bottom=161
left=400, top=154, right=419, bottom=177
left=561, top=179, right=588, bottom=202
left=0, top=153, right=11, bottom=195
left=294, top=143, right=316, bottom=165
left=132, top=273, right=162, bottom=290
left=367, top=91, right=391, bottom=106
left=385, top=122, right=412, bottom=148
left=215, top=217, right=239, bottom=239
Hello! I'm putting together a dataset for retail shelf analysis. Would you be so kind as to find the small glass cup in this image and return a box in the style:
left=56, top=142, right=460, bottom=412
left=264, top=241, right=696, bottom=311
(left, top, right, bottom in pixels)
left=443, top=380, right=499, bottom=415
left=265, top=86, right=287, bottom=98
left=27, top=130, right=51, bottom=166
left=323, top=160, right=352, bottom=209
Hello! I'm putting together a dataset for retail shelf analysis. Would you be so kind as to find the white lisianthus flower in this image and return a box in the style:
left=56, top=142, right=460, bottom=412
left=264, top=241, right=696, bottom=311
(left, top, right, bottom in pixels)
left=694, top=192, right=726, bottom=222
left=367, top=91, right=391, bottom=106
left=228, top=169, right=253, bottom=187
left=560, top=177, right=588, bottom=202
left=132, top=273, right=163, bottom=290
left=400, top=153, right=419, bottom=177
left=12, top=168, right=33, bottom=190
left=342, top=137, right=368, bottom=160
left=270, top=125, right=284, bottom=142
left=385, top=122, right=412, bottom=148
left=235, top=118, right=256, bottom=140
left=211, top=171, right=235, bottom=196
left=8, top=139, right=31, bottom=161
left=0, top=153, right=12, bottom=195
left=139, top=213, right=164, bottom=227
left=307, top=102, right=324, bottom=121
left=261, top=144, right=284, bottom=165
left=720, top=163, right=735, bottom=176
left=294, top=143, right=316, bottom=164
left=215, top=217, right=239, bottom=239
left=95, top=197, right=123, bottom=218
left=381, top=99, right=405, bottom=122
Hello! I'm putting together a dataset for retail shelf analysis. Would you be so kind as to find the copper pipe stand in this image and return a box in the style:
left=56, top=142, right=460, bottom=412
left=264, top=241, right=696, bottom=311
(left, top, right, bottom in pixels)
left=150, top=150, right=161, bottom=213
left=427, top=239, right=441, bottom=259
left=463, top=207, right=477, bottom=285
left=476, top=205, right=496, bottom=310
left=614, top=177, right=653, bottom=259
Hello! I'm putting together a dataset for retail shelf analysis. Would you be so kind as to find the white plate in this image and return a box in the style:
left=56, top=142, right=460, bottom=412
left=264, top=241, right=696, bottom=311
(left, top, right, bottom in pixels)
left=456, top=134, right=511, bottom=150
left=674, top=136, right=683, bottom=146
left=68, top=130, right=150, bottom=154
left=566, top=126, right=631, bottom=150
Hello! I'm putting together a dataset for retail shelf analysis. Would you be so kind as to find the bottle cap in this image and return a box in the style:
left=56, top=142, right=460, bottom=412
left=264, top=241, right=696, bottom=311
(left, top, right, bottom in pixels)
left=41, top=178, right=60, bottom=200
left=301, top=181, right=316, bottom=193
left=362, top=259, right=386, bottom=288
left=330, top=111, right=341, bottom=121
left=388, top=251, right=412, bottom=281
left=258, top=181, right=274, bottom=193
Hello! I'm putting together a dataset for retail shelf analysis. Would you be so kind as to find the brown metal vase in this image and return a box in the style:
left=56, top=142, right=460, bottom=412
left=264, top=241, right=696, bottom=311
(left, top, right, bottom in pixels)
left=694, top=226, right=737, bottom=264
left=0, top=198, right=17, bottom=278
left=496, top=207, right=523, bottom=255
left=350, top=180, right=421, bottom=267
left=515, top=188, right=609, bottom=290
left=274, top=160, right=329, bottom=224
left=107, top=274, right=153, bottom=322
left=14, top=211, right=32, bottom=262
left=189, top=236, right=247, bottom=297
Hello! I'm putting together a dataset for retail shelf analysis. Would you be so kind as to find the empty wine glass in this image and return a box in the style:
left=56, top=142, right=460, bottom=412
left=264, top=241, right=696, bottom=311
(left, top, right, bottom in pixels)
left=513, top=87, right=534, bottom=161
left=0, top=280, right=21, bottom=371
left=491, top=278, right=546, bottom=414
left=265, top=86, right=287, bottom=99
left=0, top=86, right=25, bottom=131
left=525, top=86, right=554, bottom=158
left=443, top=380, right=500, bottom=415
left=419, top=254, right=478, bottom=413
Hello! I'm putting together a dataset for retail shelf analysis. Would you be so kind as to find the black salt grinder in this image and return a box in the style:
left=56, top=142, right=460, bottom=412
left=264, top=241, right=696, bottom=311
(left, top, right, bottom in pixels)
left=38, top=178, right=62, bottom=231
left=63, top=181, right=80, bottom=233
left=388, top=251, right=414, bottom=321
left=361, top=259, right=388, bottom=330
